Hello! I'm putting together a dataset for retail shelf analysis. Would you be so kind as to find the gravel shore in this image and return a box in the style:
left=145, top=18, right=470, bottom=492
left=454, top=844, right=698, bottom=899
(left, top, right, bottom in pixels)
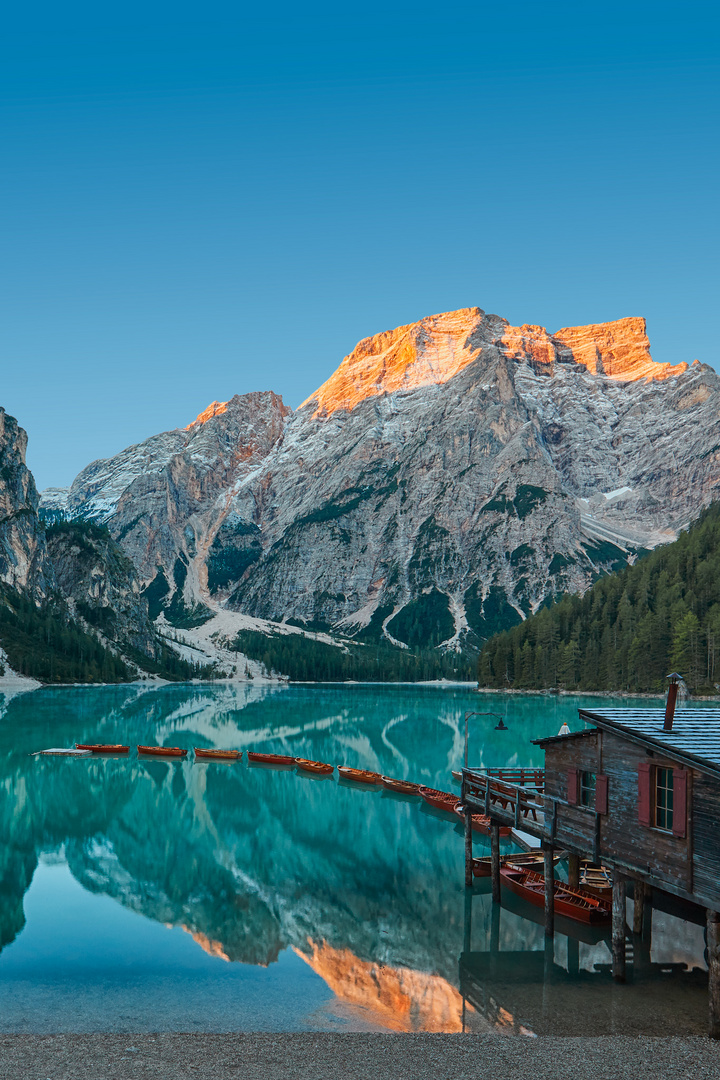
left=2, top=1033, right=720, bottom=1080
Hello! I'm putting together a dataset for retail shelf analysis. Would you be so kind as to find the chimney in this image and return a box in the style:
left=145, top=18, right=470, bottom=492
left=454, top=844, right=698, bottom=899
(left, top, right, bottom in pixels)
left=664, top=673, right=682, bottom=732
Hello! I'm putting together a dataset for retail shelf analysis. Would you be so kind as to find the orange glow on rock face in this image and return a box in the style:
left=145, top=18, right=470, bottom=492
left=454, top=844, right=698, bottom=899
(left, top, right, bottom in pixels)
left=185, top=400, right=229, bottom=429
left=302, top=308, right=690, bottom=418
left=294, top=939, right=472, bottom=1032
left=182, top=926, right=231, bottom=961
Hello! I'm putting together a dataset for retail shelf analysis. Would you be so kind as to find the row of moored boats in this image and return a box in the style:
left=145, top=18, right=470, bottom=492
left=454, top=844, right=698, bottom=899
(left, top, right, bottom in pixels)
left=69, top=743, right=612, bottom=924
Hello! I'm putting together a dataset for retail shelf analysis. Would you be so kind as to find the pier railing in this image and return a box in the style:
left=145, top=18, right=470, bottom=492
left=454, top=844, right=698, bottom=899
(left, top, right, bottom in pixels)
left=461, top=767, right=546, bottom=835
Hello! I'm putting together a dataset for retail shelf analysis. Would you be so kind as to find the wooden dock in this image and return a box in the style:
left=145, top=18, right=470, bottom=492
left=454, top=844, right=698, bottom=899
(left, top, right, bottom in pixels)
left=461, top=693, right=720, bottom=1038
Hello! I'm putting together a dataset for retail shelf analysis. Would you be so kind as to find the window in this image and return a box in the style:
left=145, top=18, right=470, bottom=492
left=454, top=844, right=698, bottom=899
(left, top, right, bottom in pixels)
left=580, top=771, right=596, bottom=808
left=655, top=767, right=674, bottom=831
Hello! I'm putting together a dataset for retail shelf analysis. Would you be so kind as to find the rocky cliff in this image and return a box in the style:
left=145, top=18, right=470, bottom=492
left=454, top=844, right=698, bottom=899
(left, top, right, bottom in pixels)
left=41, top=307, right=720, bottom=650
left=45, top=522, right=157, bottom=658
left=0, top=409, right=52, bottom=597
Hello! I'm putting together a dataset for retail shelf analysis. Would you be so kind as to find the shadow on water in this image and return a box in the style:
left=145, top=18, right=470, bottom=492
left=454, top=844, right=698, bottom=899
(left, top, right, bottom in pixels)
left=0, top=683, right=710, bottom=1033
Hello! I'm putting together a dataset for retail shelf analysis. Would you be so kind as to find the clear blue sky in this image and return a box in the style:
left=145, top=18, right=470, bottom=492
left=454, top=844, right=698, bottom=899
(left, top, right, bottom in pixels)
left=1, top=1, right=718, bottom=490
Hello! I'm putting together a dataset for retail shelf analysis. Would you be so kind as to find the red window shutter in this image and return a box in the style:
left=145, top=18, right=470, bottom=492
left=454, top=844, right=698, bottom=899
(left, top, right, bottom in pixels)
left=673, top=769, right=688, bottom=838
left=567, top=769, right=579, bottom=805
left=638, top=763, right=651, bottom=825
left=595, top=774, right=608, bottom=815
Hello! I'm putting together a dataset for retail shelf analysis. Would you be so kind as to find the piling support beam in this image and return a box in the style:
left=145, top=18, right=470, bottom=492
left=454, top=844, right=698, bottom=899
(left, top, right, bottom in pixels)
left=568, top=852, right=580, bottom=891
left=708, top=909, right=720, bottom=1039
left=612, top=875, right=627, bottom=983
left=463, top=883, right=472, bottom=955
left=464, top=808, right=473, bottom=888
left=633, top=880, right=647, bottom=936
left=543, top=843, right=555, bottom=938
left=490, top=822, right=501, bottom=904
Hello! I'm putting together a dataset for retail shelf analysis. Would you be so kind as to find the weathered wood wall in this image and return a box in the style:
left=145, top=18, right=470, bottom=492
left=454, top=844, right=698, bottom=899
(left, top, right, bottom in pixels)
left=543, top=729, right=718, bottom=907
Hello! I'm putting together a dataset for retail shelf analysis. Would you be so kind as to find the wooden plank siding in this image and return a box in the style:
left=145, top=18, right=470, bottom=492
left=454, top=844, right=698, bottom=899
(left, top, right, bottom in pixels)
left=692, top=772, right=720, bottom=902
left=544, top=729, right=705, bottom=905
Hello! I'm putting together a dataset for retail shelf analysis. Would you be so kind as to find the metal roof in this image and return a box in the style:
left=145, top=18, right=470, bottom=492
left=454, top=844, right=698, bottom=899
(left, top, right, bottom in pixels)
left=576, top=707, right=720, bottom=777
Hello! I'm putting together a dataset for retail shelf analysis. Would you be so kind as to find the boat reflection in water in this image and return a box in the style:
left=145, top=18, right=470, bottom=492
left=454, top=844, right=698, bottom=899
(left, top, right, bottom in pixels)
left=0, top=683, right=711, bottom=1033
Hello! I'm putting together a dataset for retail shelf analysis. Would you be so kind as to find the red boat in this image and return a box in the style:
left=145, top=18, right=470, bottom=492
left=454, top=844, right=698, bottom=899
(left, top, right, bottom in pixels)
left=75, top=744, right=129, bottom=754
left=338, top=766, right=382, bottom=784
left=193, top=748, right=242, bottom=760
left=418, top=786, right=459, bottom=813
left=381, top=776, right=420, bottom=795
left=500, top=867, right=612, bottom=925
left=472, top=852, right=557, bottom=878
left=247, top=752, right=296, bottom=765
left=137, top=746, right=187, bottom=758
left=453, top=803, right=511, bottom=837
left=295, top=758, right=334, bottom=775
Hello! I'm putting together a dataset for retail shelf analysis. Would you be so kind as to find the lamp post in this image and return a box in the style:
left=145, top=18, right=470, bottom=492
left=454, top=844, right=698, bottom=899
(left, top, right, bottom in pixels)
left=464, top=711, right=505, bottom=769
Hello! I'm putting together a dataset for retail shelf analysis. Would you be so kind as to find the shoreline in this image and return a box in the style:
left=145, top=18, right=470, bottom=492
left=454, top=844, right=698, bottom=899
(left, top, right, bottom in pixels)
left=2, top=1033, right=718, bottom=1080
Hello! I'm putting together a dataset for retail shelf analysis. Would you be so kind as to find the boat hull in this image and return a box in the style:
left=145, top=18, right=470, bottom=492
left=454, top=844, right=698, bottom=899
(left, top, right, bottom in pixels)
left=501, top=868, right=611, bottom=925
left=295, top=758, right=334, bottom=775
left=194, top=748, right=242, bottom=760
left=418, top=786, right=459, bottom=813
left=137, top=746, right=187, bottom=758
left=472, top=852, right=556, bottom=878
left=247, top=752, right=295, bottom=765
left=453, top=804, right=511, bottom=837
left=338, top=767, right=381, bottom=784
left=75, top=744, right=130, bottom=754
left=381, top=776, right=420, bottom=795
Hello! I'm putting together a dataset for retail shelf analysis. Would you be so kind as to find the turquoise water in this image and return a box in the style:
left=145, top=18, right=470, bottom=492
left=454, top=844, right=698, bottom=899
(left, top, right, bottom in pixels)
left=0, top=684, right=709, bottom=1034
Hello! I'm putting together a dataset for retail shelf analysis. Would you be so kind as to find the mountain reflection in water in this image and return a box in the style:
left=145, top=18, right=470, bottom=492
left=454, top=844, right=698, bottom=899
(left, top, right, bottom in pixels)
left=0, top=683, right=710, bottom=1033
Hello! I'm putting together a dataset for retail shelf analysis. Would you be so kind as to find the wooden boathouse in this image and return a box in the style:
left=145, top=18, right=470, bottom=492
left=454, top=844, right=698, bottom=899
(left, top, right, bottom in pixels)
left=460, top=686, right=720, bottom=1036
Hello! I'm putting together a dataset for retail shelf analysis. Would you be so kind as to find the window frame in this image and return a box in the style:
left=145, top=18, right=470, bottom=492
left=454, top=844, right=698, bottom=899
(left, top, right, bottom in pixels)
left=654, top=765, right=674, bottom=833
left=579, top=770, right=596, bottom=809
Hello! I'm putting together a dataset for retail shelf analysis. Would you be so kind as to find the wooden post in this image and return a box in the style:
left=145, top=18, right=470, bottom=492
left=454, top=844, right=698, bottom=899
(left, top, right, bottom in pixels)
left=568, top=852, right=580, bottom=891
left=463, top=881, right=472, bottom=955
left=707, top=909, right=720, bottom=1039
left=491, top=897, right=501, bottom=955
left=612, top=875, right=627, bottom=983
left=643, top=892, right=653, bottom=948
left=464, top=807, right=473, bottom=888
left=543, top=844, right=554, bottom=938
left=633, top=880, right=646, bottom=936
left=490, top=821, right=501, bottom=904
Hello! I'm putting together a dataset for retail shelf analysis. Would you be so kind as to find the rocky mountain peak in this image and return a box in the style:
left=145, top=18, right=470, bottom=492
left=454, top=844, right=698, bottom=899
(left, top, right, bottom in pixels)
left=0, top=409, right=52, bottom=596
left=552, top=317, right=689, bottom=382
left=186, top=400, right=230, bottom=429
left=303, top=309, right=692, bottom=418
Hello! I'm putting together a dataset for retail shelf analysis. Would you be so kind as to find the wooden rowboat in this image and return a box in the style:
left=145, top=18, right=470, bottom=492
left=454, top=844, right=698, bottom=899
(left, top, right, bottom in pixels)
left=453, top=802, right=511, bottom=837
left=338, top=766, right=382, bottom=784
left=75, top=744, right=130, bottom=754
left=418, top=786, right=459, bottom=813
left=247, top=752, right=296, bottom=766
left=580, top=863, right=613, bottom=899
left=500, top=867, right=612, bottom=925
left=137, top=745, right=187, bottom=758
left=193, top=748, right=242, bottom=761
left=381, top=776, right=420, bottom=795
left=295, top=758, right=334, bottom=775
left=472, top=851, right=558, bottom=878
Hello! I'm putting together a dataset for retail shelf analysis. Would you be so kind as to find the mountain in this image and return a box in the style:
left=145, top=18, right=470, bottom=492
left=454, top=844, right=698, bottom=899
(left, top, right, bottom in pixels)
left=40, top=307, right=720, bottom=653
left=0, top=410, right=212, bottom=683
left=477, top=501, right=720, bottom=693
left=0, top=408, right=52, bottom=597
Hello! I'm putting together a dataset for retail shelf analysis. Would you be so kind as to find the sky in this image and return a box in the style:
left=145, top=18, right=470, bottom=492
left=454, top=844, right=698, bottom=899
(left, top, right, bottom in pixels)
left=1, top=1, right=718, bottom=490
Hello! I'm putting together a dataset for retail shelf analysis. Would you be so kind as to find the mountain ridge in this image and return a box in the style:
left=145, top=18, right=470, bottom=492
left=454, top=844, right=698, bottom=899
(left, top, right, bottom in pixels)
left=37, top=305, right=719, bottom=659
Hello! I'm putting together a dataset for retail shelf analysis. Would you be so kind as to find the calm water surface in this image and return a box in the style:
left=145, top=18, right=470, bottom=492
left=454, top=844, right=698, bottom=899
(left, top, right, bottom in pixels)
left=0, top=683, right=710, bottom=1034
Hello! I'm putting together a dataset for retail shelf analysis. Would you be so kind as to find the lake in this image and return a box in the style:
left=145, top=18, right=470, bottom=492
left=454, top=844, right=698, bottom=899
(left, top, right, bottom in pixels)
left=0, top=683, right=709, bottom=1034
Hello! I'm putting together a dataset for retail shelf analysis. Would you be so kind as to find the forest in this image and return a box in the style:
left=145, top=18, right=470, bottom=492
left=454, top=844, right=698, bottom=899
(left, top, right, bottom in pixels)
left=477, top=502, right=720, bottom=694
left=232, top=629, right=475, bottom=682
